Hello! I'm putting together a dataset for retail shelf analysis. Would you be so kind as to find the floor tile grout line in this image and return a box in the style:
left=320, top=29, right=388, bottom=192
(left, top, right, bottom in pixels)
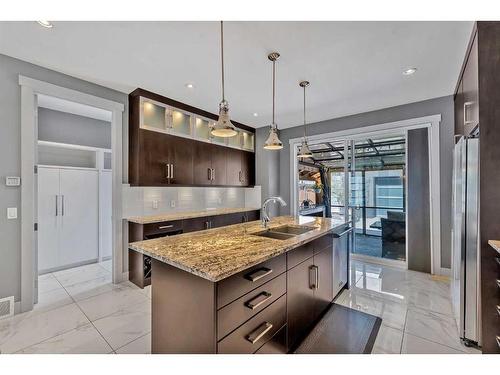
left=399, top=307, right=409, bottom=353
left=402, top=331, right=469, bottom=353
left=113, top=331, right=151, bottom=353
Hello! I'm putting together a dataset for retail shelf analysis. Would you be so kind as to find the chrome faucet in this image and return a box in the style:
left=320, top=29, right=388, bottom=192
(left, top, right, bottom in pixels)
left=261, top=196, right=287, bottom=228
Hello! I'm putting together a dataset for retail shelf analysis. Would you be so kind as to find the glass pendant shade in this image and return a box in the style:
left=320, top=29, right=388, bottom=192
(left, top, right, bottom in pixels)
left=263, top=125, right=283, bottom=150
left=297, top=140, right=313, bottom=158
left=211, top=100, right=237, bottom=137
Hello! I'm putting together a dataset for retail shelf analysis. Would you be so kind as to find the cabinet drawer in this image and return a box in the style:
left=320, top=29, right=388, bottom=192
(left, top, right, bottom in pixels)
left=255, top=324, right=287, bottom=354
left=217, top=254, right=286, bottom=308
left=143, top=220, right=183, bottom=237
left=287, top=242, right=313, bottom=269
left=217, top=273, right=286, bottom=340
left=312, top=232, right=333, bottom=254
left=217, top=295, right=286, bottom=354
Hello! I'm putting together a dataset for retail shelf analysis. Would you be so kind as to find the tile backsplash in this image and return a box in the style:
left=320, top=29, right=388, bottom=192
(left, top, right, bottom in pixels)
left=122, top=185, right=262, bottom=218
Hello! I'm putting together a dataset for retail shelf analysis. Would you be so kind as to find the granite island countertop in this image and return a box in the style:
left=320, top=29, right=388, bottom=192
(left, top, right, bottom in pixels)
left=129, top=215, right=348, bottom=282
left=127, top=207, right=261, bottom=224
left=488, top=240, right=500, bottom=255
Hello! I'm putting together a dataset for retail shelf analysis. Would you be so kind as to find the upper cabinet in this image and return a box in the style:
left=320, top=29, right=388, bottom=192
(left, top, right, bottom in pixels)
left=129, top=88, right=256, bottom=187
left=455, top=31, right=479, bottom=139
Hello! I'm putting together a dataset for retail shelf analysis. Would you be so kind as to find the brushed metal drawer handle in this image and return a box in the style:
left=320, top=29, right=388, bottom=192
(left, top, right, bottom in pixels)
left=309, top=265, right=319, bottom=290
left=497, top=336, right=500, bottom=349
left=497, top=279, right=500, bottom=289
left=246, top=322, right=273, bottom=344
left=496, top=305, right=500, bottom=316
left=495, top=257, right=500, bottom=266
left=245, top=268, right=272, bottom=282
left=245, top=292, right=272, bottom=310
left=158, top=225, right=174, bottom=230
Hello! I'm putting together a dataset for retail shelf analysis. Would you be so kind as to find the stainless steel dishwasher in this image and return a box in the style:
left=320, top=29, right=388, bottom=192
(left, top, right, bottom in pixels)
left=332, top=225, right=353, bottom=297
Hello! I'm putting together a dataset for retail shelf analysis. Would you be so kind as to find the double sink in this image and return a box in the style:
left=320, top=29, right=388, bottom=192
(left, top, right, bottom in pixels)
left=253, top=225, right=315, bottom=240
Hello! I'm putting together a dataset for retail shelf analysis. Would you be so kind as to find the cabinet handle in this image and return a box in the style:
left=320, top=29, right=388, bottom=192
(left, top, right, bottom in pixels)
left=212, top=168, right=216, bottom=181
left=496, top=305, right=500, bottom=316
left=239, top=171, right=242, bottom=182
left=245, top=267, right=273, bottom=282
left=309, top=265, right=319, bottom=289
left=245, top=292, right=272, bottom=310
left=171, top=164, right=174, bottom=179
left=495, top=258, right=500, bottom=267
left=61, top=195, right=65, bottom=216
left=497, top=336, right=500, bottom=349
left=158, top=225, right=174, bottom=230
left=205, top=221, right=210, bottom=229
left=166, top=164, right=170, bottom=179
left=55, top=195, right=58, bottom=216
left=246, top=322, right=273, bottom=344
left=496, top=279, right=500, bottom=289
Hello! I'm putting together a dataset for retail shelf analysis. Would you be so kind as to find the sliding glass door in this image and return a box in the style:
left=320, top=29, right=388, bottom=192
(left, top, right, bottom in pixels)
left=347, top=136, right=406, bottom=262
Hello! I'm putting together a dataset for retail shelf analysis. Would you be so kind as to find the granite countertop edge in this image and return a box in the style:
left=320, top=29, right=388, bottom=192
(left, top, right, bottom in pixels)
left=129, top=217, right=349, bottom=282
left=127, top=207, right=261, bottom=224
left=488, top=240, right=500, bottom=255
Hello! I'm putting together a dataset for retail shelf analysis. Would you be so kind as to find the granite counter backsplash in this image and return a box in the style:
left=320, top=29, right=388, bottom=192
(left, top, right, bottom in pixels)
left=129, top=216, right=347, bottom=282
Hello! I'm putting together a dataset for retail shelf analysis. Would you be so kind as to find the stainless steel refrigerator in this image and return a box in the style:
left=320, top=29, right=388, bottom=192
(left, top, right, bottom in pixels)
left=451, top=135, right=481, bottom=347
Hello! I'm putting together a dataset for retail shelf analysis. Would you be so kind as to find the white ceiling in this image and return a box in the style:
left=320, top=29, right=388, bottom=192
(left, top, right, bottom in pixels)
left=38, top=94, right=112, bottom=122
left=0, top=21, right=473, bottom=129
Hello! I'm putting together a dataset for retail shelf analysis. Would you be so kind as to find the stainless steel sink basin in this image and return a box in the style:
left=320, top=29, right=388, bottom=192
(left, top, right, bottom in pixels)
left=252, top=230, right=296, bottom=240
left=270, top=225, right=315, bottom=235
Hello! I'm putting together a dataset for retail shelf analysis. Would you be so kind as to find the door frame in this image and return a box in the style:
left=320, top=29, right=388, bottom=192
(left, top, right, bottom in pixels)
left=289, top=114, right=443, bottom=275
left=19, top=75, right=125, bottom=313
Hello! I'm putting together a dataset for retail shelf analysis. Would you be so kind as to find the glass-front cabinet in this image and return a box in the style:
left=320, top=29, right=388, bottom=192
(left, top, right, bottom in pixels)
left=139, top=96, right=254, bottom=152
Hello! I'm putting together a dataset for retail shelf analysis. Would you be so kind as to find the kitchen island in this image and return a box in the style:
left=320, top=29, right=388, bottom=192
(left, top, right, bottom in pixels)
left=129, top=215, right=351, bottom=354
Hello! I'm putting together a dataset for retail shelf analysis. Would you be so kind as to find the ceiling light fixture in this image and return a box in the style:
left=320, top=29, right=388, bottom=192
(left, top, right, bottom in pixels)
left=185, top=83, right=194, bottom=89
left=211, top=21, right=237, bottom=138
left=36, top=21, right=53, bottom=28
left=297, top=81, right=313, bottom=159
left=403, top=68, right=417, bottom=76
left=253, top=113, right=258, bottom=117
left=263, top=52, right=283, bottom=150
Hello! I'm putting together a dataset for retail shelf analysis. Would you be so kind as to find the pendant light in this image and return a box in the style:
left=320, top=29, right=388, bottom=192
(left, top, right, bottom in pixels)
left=263, top=52, right=283, bottom=150
left=211, top=21, right=237, bottom=138
left=297, top=80, right=313, bottom=158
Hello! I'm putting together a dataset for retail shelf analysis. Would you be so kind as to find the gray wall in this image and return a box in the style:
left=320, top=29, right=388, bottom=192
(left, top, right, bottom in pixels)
left=407, top=128, right=431, bottom=273
left=0, top=53, right=128, bottom=302
left=38, top=108, right=111, bottom=149
left=257, top=95, right=454, bottom=269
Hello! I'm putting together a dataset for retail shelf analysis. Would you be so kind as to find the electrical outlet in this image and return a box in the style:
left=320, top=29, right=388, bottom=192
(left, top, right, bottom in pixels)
left=7, top=207, right=17, bottom=219
left=152, top=200, right=159, bottom=209
left=170, top=200, right=176, bottom=208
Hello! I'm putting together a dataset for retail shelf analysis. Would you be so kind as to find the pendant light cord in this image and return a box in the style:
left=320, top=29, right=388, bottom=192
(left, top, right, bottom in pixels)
left=303, top=84, right=307, bottom=138
left=272, top=59, right=276, bottom=126
left=220, top=21, right=225, bottom=102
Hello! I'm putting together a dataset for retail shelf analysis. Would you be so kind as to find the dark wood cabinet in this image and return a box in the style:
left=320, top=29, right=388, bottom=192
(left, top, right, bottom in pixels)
left=454, top=80, right=464, bottom=139
left=286, top=238, right=336, bottom=350
left=129, top=88, right=255, bottom=187
left=313, top=248, right=334, bottom=318
left=287, top=257, right=315, bottom=348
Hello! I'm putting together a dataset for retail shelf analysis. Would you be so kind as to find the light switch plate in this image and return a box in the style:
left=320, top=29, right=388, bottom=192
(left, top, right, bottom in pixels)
left=6, top=177, right=21, bottom=186
left=7, top=207, right=17, bottom=219
left=152, top=200, right=159, bottom=209
left=170, top=200, right=176, bottom=208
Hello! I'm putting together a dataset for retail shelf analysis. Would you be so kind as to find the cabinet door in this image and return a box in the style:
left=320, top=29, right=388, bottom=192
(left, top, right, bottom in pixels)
left=99, top=170, right=113, bottom=260
left=182, top=217, right=212, bottom=233
left=287, top=258, right=315, bottom=349
left=193, top=141, right=213, bottom=186
left=211, top=144, right=227, bottom=186
left=454, top=79, right=464, bottom=139
left=463, top=35, right=479, bottom=135
left=168, top=134, right=194, bottom=185
left=38, top=167, right=60, bottom=273
left=313, top=247, right=334, bottom=318
left=59, top=169, right=99, bottom=267
left=240, top=151, right=255, bottom=186
left=226, top=148, right=242, bottom=186
left=246, top=210, right=260, bottom=222
left=140, top=130, right=170, bottom=186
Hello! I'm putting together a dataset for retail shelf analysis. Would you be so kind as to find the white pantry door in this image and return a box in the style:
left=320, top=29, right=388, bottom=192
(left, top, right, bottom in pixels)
left=37, top=167, right=60, bottom=273
left=59, top=168, right=99, bottom=266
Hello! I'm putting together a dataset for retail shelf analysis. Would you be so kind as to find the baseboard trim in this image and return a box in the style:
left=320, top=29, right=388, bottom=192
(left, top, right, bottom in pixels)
left=438, top=267, right=451, bottom=277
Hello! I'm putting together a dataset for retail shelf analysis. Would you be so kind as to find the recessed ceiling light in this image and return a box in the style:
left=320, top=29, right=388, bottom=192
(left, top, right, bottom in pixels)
left=253, top=113, right=258, bottom=117
left=185, top=83, right=194, bottom=89
left=403, top=68, right=417, bottom=76
left=37, top=21, right=53, bottom=28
